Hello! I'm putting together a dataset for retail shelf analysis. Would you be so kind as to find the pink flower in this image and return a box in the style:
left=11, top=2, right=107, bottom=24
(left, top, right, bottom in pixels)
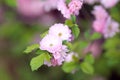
left=68, top=0, right=83, bottom=15
left=103, top=17, right=120, bottom=38
left=40, top=34, right=62, bottom=53
left=93, top=19, right=106, bottom=33
left=57, top=0, right=83, bottom=19
left=17, top=0, right=44, bottom=16
left=57, top=0, right=71, bottom=18
left=92, top=6, right=108, bottom=20
left=49, top=23, right=72, bottom=41
left=100, top=0, right=119, bottom=8
left=52, top=45, right=68, bottom=66
left=92, top=5, right=120, bottom=38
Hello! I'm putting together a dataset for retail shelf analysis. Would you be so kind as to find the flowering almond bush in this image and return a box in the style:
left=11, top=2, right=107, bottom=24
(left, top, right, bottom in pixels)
left=23, top=0, right=120, bottom=76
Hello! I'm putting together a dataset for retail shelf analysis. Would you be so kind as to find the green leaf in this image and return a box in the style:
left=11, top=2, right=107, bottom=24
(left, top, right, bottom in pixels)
left=71, top=24, right=80, bottom=39
left=84, top=30, right=91, bottom=39
left=90, top=32, right=102, bottom=40
left=85, top=54, right=95, bottom=64
left=62, top=62, right=77, bottom=73
left=71, top=15, right=76, bottom=23
left=24, top=44, right=39, bottom=54
left=44, top=53, right=51, bottom=61
left=63, top=41, right=72, bottom=50
left=79, top=41, right=88, bottom=48
left=36, top=50, right=47, bottom=55
left=80, top=62, right=94, bottom=75
left=65, top=20, right=73, bottom=27
left=40, top=31, right=48, bottom=38
left=30, top=53, right=51, bottom=71
left=66, top=0, right=71, bottom=5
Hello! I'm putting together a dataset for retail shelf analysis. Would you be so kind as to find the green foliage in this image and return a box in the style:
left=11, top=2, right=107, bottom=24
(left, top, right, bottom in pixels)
left=65, top=20, right=73, bottom=27
left=63, top=40, right=72, bottom=50
left=110, top=5, right=120, bottom=22
left=5, top=0, right=16, bottom=7
left=71, top=15, right=76, bottom=23
left=84, top=30, right=91, bottom=39
left=80, top=62, right=94, bottom=75
left=90, top=32, right=102, bottom=40
left=85, top=54, right=95, bottom=64
left=62, top=62, right=78, bottom=73
left=40, top=30, right=48, bottom=38
left=24, top=44, right=39, bottom=54
left=71, top=24, right=80, bottom=39
left=30, top=53, right=51, bottom=71
left=66, top=0, right=71, bottom=4
left=103, top=36, right=120, bottom=50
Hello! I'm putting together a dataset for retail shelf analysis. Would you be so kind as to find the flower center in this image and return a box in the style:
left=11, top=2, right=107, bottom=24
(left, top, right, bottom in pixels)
left=58, top=33, right=62, bottom=37
left=50, top=44, right=53, bottom=47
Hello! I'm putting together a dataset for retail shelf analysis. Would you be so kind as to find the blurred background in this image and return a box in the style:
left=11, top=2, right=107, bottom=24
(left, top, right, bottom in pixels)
left=0, top=0, right=120, bottom=80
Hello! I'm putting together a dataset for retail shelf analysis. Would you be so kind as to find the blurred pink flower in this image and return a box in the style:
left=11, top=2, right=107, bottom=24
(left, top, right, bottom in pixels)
left=57, top=0, right=83, bottom=19
left=49, top=23, right=72, bottom=41
left=17, top=0, right=58, bottom=16
left=92, top=5, right=119, bottom=38
left=57, top=0, right=71, bottom=18
left=17, top=0, right=45, bottom=16
left=92, top=5, right=108, bottom=20
left=103, top=17, right=119, bottom=38
left=100, top=0, right=119, bottom=8
left=93, top=19, right=106, bottom=33
left=68, top=0, right=83, bottom=15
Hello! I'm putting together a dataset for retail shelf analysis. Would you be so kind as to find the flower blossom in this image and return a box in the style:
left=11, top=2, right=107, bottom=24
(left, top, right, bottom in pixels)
left=40, top=23, right=72, bottom=66
left=92, top=6, right=119, bottom=38
left=57, top=0, right=83, bottom=19
left=92, top=6, right=109, bottom=20
left=49, top=23, right=72, bottom=41
left=44, top=45, right=68, bottom=66
left=68, top=0, right=83, bottom=15
left=103, top=17, right=119, bottom=38
left=40, top=34, right=62, bottom=53
left=100, top=0, right=119, bottom=8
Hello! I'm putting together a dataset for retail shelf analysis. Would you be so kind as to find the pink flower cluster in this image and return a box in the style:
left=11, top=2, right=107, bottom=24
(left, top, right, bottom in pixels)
left=40, top=23, right=76, bottom=66
left=57, top=0, right=83, bottom=19
left=92, top=6, right=119, bottom=38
